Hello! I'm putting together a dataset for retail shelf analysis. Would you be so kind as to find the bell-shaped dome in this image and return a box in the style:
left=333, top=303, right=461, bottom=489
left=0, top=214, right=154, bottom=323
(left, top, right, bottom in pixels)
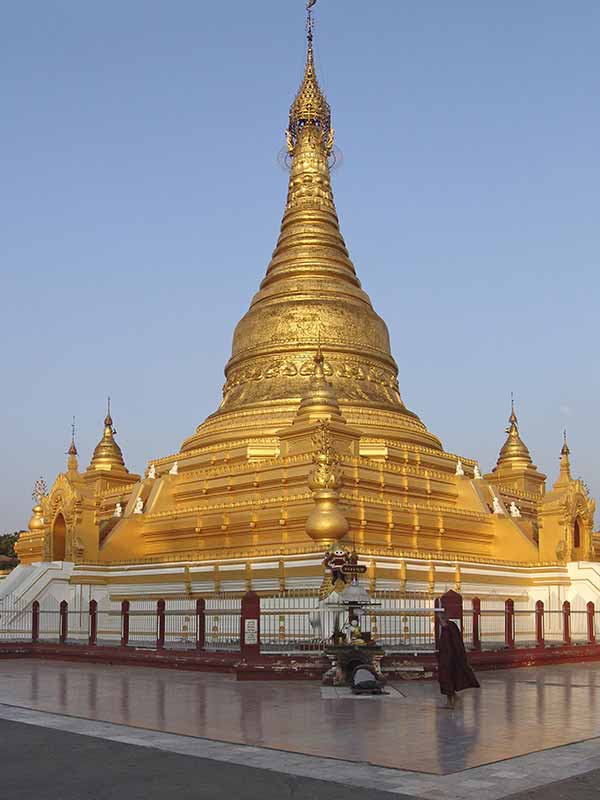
left=87, top=402, right=128, bottom=474
left=494, top=404, right=533, bottom=470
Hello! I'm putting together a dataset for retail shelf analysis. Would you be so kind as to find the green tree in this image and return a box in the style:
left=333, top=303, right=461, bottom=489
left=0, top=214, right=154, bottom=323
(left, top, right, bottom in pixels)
left=0, top=532, right=19, bottom=560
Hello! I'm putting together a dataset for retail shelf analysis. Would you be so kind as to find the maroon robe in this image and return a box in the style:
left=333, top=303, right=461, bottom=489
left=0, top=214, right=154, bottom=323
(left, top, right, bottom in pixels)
left=437, top=621, right=480, bottom=695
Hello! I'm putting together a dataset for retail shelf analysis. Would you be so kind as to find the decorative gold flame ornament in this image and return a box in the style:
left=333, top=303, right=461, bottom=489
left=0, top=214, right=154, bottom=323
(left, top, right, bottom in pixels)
left=305, top=420, right=349, bottom=544
left=32, top=477, right=47, bottom=506
left=27, top=477, right=47, bottom=534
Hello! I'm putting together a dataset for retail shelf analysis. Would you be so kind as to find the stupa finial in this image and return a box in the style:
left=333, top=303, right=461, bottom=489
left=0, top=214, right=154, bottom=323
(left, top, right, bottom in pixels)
left=87, top=399, right=128, bottom=473
left=494, top=395, right=533, bottom=469
left=307, top=2, right=316, bottom=30
left=287, top=0, right=333, bottom=156
left=554, top=429, right=573, bottom=488
left=68, top=416, right=77, bottom=456
left=508, top=392, right=518, bottom=430
left=67, top=416, right=79, bottom=473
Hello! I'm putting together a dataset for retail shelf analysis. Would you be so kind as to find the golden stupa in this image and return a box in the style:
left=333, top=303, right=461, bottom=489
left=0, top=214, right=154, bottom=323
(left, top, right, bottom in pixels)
left=16, top=7, right=596, bottom=596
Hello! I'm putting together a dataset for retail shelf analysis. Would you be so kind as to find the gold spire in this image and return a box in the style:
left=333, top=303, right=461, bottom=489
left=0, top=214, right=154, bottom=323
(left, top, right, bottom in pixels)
left=554, top=430, right=572, bottom=488
left=287, top=7, right=332, bottom=156
left=495, top=397, right=533, bottom=469
left=67, top=416, right=79, bottom=473
left=182, top=6, right=440, bottom=453
left=87, top=398, right=128, bottom=473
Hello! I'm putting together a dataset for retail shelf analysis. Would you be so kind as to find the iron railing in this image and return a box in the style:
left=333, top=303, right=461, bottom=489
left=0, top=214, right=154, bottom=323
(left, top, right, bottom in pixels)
left=1, top=592, right=598, bottom=655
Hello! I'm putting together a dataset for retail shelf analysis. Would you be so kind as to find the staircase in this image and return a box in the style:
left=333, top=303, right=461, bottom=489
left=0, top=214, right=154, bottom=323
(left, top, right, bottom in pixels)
left=0, top=562, right=74, bottom=605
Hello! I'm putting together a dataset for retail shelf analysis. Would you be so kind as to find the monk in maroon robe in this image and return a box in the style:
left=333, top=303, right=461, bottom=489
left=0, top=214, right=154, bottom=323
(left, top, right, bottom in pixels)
left=437, top=612, right=480, bottom=708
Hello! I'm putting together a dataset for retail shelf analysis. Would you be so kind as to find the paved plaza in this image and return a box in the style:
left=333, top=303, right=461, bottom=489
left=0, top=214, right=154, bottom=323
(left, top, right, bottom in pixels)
left=3, top=660, right=600, bottom=798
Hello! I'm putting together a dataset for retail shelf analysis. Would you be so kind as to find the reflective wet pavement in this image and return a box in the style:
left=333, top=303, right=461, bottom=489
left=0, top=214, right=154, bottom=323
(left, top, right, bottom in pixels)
left=2, top=660, right=600, bottom=775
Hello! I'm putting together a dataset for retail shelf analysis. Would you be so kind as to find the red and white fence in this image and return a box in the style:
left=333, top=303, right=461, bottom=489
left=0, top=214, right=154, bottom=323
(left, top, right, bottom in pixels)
left=1, top=590, right=598, bottom=658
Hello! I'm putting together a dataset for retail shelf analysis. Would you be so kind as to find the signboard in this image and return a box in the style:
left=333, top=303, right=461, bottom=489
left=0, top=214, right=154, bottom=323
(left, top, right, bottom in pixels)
left=244, top=618, right=258, bottom=645
left=341, top=564, right=367, bottom=575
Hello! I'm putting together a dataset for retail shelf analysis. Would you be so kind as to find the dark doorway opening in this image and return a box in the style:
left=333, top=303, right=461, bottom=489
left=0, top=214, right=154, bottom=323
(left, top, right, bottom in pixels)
left=52, top=514, right=66, bottom=561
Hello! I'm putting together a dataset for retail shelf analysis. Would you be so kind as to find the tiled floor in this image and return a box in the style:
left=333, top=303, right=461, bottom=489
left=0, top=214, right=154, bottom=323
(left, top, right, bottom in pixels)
left=2, top=659, right=600, bottom=776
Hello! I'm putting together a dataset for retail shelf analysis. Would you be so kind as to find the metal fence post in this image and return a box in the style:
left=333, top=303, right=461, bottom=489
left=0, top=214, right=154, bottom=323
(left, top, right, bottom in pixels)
left=196, top=598, right=206, bottom=651
left=156, top=599, right=166, bottom=649
left=472, top=597, right=481, bottom=650
left=59, top=600, right=68, bottom=644
left=535, top=600, right=545, bottom=648
left=504, top=599, right=515, bottom=649
left=240, top=591, right=260, bottom=660
left=32, top=600, right=40, bottom=643
left=587, top=601, right=596, bottom=644
left=435, top=589, right=463, bottom=648
left=88, top=599, right=98, bottom=646
left=120, top=600, right=130, bottom=647
left=562, top=600, right=571, bottom=646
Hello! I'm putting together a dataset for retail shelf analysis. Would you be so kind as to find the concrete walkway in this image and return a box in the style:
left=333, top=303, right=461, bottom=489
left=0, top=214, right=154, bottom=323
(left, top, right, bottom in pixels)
left=3, top=659, right=600, bottom=798
left=0, top=716, right=399, bottom=800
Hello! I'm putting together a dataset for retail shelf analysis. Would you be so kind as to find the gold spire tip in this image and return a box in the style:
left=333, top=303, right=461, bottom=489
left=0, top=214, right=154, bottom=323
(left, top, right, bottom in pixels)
left=287, top=0, right=332, bottom=156
left=67, top=415, right=77, bottom=456
left=507, top=393, right=518, bottom=430
left=307, top=2, right=315, bottom=42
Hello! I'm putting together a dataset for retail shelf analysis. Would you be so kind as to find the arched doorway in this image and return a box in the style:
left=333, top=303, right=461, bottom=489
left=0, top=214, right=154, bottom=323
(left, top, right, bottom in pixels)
left=574, top=518, right=581, bottom=549
left=572, top=517, right=584, bottom=560
left=52, top=514, right=66, bottom=561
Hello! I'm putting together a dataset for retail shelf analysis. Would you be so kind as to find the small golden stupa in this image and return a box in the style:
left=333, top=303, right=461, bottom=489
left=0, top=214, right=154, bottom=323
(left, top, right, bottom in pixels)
left=15, top=5, right=596, bottom=596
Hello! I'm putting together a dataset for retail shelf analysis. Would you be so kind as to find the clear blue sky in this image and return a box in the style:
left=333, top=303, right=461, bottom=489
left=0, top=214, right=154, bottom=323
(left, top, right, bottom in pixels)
left=2, top=1, right=599, bottom=533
